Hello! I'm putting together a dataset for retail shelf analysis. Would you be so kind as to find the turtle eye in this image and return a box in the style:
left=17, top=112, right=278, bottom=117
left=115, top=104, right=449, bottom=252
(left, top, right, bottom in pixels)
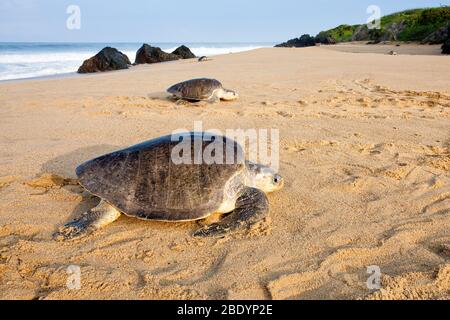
left=274, top=175, right=282, bottom=184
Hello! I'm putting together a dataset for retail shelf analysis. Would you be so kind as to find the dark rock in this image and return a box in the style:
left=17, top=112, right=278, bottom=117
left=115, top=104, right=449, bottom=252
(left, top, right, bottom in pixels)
left=135, top=44, right=180, bottom=64
left=315, top=32, right=336, bottom=44
left=352, top=25, right=370, bottom=41
left=275, top=34, right=316, bottom=48
left=172, top=45, right=196, bottom=59
left=78, top=47, right=131, bottom=74
left=422, top=25, right=450, bottom=44
left=442, top=39, right=450, bottom=54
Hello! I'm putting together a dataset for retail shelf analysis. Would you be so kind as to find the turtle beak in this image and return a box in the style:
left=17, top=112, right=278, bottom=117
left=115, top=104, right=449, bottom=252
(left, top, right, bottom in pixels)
left=225, top=89, right=238, bottom=100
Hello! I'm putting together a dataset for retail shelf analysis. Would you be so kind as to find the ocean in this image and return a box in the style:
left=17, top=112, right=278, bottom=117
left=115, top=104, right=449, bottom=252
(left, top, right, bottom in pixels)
left=0, top=42, right=274, bottom=81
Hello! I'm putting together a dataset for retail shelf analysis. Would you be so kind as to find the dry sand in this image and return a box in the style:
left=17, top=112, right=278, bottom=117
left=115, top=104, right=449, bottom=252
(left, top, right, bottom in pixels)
left=0, top=46, right=449, bottom=300
left=321, top=41, right=443, bottom=56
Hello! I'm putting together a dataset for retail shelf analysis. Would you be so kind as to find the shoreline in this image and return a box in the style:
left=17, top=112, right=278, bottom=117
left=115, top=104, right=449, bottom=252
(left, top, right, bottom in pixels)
left=0, top=42, right=274, bottom=83
left=0, top=58, right=197, bottom=84
left=0, top=71, right=80, bottom=84
left=0, top=42, right=446, bottom=84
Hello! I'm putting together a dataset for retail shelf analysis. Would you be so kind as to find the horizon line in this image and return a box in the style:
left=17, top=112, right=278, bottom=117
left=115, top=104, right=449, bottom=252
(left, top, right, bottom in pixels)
left=0, top=41, right=279, bottom=44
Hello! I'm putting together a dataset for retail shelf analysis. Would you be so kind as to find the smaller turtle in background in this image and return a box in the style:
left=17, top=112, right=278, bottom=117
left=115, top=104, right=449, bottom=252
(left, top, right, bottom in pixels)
left=198, top=56, right=210, bottom=62
left=167, top=78, right=239, bottom=103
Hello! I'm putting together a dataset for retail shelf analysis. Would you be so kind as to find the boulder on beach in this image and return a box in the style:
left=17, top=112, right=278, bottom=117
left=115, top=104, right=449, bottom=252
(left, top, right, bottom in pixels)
left=275, top=34, right=316, bottom=48
left=172, top=45, right=196, bottom=59
left=422, top=25, right=450, bottom=44
left=442, top=39, right=450, bottom=54
left=78, top=47, right=131, bottom=74
left=135, top=44, right=180, bottom=64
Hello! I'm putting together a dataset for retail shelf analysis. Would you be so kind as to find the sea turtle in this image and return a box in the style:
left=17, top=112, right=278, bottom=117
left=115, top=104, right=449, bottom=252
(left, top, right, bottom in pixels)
left=167, top=78, right=238, bottom=103
left=198, top=56, right=210, bottom=62
left=55, top=132, right=283, bottom=241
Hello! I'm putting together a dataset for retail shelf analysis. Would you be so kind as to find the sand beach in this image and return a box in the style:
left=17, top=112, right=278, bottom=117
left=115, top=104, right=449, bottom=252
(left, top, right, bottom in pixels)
left=0, top=45, right=449, bottom=300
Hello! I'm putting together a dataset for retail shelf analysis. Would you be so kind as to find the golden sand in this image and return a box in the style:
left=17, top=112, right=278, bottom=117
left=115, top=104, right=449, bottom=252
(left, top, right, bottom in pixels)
left=0, top=46, right=449, bottom=299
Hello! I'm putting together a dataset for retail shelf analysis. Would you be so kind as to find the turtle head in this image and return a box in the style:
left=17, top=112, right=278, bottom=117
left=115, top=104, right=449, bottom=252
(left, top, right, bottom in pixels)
left=220, top=88, right=239, bottom=101
left=246, top=161, right=284, bottom=193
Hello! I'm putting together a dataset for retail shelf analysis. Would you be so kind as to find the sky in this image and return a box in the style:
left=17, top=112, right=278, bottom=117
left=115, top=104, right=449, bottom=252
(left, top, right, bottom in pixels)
left=0, top=0, right=448, bottom=42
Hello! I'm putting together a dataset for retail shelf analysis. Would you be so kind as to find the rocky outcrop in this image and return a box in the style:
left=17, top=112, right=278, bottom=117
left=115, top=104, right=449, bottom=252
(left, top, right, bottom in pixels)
left=383, top=21, right=407, bottom=41
left=315, top=32, right=336, bottom=44
left=275, top=34, right=316, bottom=48
left=442, top=39, right=450, bottom=54
left=172, top=45, right=196, bottom=59
left=277, top=8, right=450, bottom=47
left=351, top=22, right=406, bottom=42
left=422, top=25, right=450, bottom=44
left=78, top=47, right=131, bottom=74
left=135, top=44, right=180, bottom=64
left=351, top=25, right=370, bottom=41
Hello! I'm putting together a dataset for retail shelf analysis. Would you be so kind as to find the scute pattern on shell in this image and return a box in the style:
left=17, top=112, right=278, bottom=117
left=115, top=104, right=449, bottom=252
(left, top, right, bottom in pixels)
left=76, top=134, right=245, bottom=221
left=167, top=78, right=223, bottom=100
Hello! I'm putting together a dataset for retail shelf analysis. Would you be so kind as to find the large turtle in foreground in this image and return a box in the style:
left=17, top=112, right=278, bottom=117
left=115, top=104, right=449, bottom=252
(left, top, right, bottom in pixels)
left=167, top=78, right=239, bottom=102
left=55, top=132, right=283, bottom=240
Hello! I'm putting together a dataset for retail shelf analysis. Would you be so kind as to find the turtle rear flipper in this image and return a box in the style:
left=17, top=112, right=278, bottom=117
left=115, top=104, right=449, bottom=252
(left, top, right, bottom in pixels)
left=54, top=201, right=121, bottom=241
left=194, top=188, right=269, bottom=237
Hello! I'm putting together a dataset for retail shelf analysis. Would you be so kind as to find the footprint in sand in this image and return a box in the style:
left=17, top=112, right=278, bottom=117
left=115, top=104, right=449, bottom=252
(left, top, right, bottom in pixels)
left=382, top=164, right=413, bottom=181
left=421, top=194, right=450, bottom=216
left=427, top=241, right=450, bottom=260
left=277, top=111, right=294, bottom=118
left=367, top=143, right=395, bottom=156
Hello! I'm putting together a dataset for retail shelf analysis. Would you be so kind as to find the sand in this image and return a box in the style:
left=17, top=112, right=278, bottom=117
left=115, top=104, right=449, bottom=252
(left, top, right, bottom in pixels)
left=0, top=46, right=449, bottom=300
left=321, top=41, right=443, bottom=56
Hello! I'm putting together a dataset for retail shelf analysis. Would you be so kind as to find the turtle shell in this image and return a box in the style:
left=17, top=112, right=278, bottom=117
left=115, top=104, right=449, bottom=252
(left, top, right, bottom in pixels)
left=167, top=78, right=223, bottom=100
left=76, top=133, right=245, bottom=221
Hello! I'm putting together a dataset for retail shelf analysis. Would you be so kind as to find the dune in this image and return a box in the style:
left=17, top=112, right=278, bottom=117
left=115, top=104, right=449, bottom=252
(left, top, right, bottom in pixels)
left=0, top=46, right=449, bottom=300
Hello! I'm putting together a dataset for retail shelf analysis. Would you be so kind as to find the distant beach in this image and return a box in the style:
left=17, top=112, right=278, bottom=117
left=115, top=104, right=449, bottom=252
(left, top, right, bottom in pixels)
left=321, top=41, right=443, bottom=56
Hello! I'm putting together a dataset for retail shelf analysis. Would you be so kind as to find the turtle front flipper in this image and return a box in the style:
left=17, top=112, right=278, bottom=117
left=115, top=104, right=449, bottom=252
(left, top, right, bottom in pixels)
left=207, top=94, right=220, bottom=104
left=54, top=200, right=121, bottom=241
left=194, top=188, right=269, bottom=237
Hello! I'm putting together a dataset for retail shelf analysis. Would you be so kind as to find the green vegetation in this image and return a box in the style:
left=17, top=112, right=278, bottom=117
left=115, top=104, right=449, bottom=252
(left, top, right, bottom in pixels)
left=317, top=24, right=359, bottom=42
left=318, top=6, right=450, bottom=43
left=276, top=6, right=449, bottom=52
